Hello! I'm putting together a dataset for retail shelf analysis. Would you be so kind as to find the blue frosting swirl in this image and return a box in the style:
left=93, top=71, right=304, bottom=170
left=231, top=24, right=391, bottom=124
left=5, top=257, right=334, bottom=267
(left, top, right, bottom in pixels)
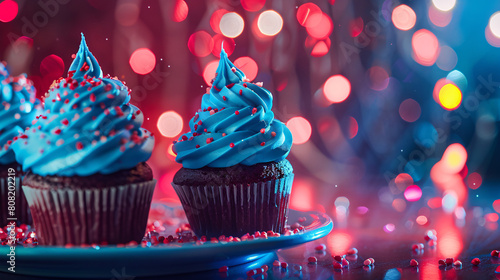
left=173, top=49, right=292, bottom=169
left=11, top=34, right=154, bottom=176
left=0, top=62, right=40, bottom=165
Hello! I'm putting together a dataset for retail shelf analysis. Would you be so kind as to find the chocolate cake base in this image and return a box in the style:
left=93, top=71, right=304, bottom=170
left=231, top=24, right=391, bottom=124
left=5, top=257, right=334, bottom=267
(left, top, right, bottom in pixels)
left=0, top=162, right=32, bottom=225
left=22, top=163, right=155, bottom=246
left=172, top=160, right=294, bottom=238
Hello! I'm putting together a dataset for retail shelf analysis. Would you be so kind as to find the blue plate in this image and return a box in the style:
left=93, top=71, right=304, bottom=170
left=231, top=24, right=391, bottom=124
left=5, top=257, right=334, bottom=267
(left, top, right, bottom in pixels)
left=0, top=209, right=332, bottom=279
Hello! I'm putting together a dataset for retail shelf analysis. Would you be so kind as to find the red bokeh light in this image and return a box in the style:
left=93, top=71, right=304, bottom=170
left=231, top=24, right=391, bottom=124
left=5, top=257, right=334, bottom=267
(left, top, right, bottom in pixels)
left=0, top=0, right=18, bottom=23
left=40, top=55, right=65, bottom=79
left=368, top=66, right=389, bottom=91
left=395, top=173, right=414, bottom=190
left=287, top=116, right=312, bottom=145
left=327, top=231, right=352, bottom=255
left=306, top=13, right=333, bottom=40
left=210, top=9, right=228, bottom=34
left=172, top=0, right=188, bottom=22
left=429, top=5, right=452, bottom=27
left=348, top=116, right=358, bottom=139
left=466, top=172, right=482, bottom=190
left=241, top=0, right=265, bottom=12
left=234, top=57, right=258, bottom=81
left=296, top=3, right=322, bottom=27
left=350, top=17, right=364, bottom=37
left=311, top=40, right=330, bottom=57
left=187, top=31, right=214, bottom=57
left=392, top=4, right=416, bottom=31
left=404, top=185, right=422, bottom=201
left=399, top=98, right=421, bottom=122
left=212, top=34, right=235, bottom=57
left=203, top=60, right=218, bottom=86
left=493, top=199, right=500, bottom=214
left=485, top=213, right=499, bottom=222
left=129, top=48, right=156, bottom=75
left=323, top=75, right=351, bottom=103
left=412, top=29, right=439, bottom=66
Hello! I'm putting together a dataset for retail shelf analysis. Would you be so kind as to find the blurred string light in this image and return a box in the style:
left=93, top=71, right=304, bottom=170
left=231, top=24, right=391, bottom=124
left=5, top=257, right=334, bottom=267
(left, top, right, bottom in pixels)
left=203, top=60, right=218, bottom=85
left=257, top=10, right=283, bottom=36
left=212, top=34, right=235, bottom=57
left=234, top=57, right=258, bottom=81
left=129, top=48, right=156, bottom=75
left=287, top=117, right=312, bottom=145
left=172, top=0, right=188, bottom=22
left=323, top=75, right=351, bottom=104
left=241, top=0, right=266, bottom=12
left=432, top=0, right=456, bottom=12
left=391, top=4, right=416, bottom=31
left=438, top=83, right=462, bottom=110
left=187, top=31, right=214, bottom=57
left=412, top=29, right=439, bottom=66
left=428, top=5, right=452, bottom=27
left=399, top=98, right=421, bottom=122
left=157, top=111, right=183, bottom=138
left=0, top=0, right=18, bottom=22
left=220, top=12, right=244, bottom=38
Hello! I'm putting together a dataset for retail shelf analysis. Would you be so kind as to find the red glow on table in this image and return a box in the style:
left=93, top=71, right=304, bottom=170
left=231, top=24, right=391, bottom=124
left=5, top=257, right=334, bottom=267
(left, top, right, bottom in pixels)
left=404, top=185, right=422, bottom=201
left=437, top=218, right=463, bottom=258
left=40, top=55, right=64, bottom=78
left=234, top=57, right=258, bottom=81
left=210, top=9, right=228, bottom=34
left=323, top=75, right=351, bottom=104
left=327, top=231, right=352, bottom=255
left=348, top=117, right=358, bottom=139
left=287, top=117, right=312, bottom=145
left=188, top=31, right=214, bottom=57
left=306, top=13, right=333, bottom=40
left=172, top=0, right=188, bottom=22
left=392, top=4, right=416, bottom=31
left=296, top=3, right=322, bottom=27
left=241, top=0, right=265, bottom=12
left=399, top=98, right=421, bottom=123
left=158, top=172, right=180, bottom=202
left=129, top=48, right=156, bottom=75
left=412, top=29, right=439, bottom=66
left=203, top=60, right=218, bottom=86
left=212, top=34, right=235, bottom=57
left=0, top=0, right=18, bottom=23
left=290, top=180, right=313, bottom=211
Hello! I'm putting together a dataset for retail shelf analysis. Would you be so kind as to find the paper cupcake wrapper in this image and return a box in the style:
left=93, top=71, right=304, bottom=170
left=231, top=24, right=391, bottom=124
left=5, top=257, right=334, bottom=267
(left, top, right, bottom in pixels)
left=0, top=165, right=32, bottom=225
left=172, top=174, right=294, bottom=238
left=23, top=180, right=156, bottom=246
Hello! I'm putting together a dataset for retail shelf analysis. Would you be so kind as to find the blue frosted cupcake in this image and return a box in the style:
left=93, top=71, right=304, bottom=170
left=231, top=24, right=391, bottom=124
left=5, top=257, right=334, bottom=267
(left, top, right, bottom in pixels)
left=11, top=34, right=155, bottom=245
left=0, top=62, right=40, bottom=225
left=172, top=49, right=293, bottom=238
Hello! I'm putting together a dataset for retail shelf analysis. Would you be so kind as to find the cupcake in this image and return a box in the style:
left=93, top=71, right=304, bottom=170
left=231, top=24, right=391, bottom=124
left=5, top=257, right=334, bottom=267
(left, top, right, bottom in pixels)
left=11, top=34, right=155, bottom=245
left=172, top=49, right=293, bottom=238
left=0, top=61, right=40, bottom=225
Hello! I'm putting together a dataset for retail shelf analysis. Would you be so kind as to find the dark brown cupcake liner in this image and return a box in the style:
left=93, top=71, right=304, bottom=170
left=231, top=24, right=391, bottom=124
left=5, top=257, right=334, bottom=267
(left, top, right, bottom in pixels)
left=0, top=164, right=32, bottom=225
left=172, top=174, right=294, bottom=238
left=22, top=180, right=156, bottom=246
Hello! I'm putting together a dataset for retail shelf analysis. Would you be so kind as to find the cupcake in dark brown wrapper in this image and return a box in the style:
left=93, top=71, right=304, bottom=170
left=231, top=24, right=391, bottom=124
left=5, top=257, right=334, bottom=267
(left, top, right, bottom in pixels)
left=11, top=34, right=155, bottom=245
left=172, top=48, right=294, bottom=238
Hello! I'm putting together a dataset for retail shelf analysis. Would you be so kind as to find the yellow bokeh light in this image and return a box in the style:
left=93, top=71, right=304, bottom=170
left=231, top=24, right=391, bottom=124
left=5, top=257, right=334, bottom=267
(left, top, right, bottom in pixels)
left=438, top=83, right=462, bottom=110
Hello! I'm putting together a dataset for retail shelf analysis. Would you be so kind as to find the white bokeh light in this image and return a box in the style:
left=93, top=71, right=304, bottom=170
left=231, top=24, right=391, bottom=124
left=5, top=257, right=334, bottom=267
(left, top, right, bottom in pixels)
left=431, top=0, right=456, bottom=12
left=489, top=12, right=500, bottom=38
left=257, top=10, right=283, bottom=36
left=220, top=12, right=244, bottom=38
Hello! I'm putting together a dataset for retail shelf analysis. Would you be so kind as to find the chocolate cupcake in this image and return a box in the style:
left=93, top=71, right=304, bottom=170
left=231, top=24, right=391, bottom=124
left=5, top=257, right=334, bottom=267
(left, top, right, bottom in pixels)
left=172, top=49, right=293, bottom=238
left=0, top=62, right=40, bottom=225
left=11, top=34, right=155, bottom=246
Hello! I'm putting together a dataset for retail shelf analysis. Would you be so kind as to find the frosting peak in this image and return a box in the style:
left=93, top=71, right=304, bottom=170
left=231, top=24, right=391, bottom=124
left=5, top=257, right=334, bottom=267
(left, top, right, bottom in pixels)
left=11, top=35, right=153, bottom=176
left=68, top=33, right=102, bottom=80
left=173, top=49, right=292, bottom=169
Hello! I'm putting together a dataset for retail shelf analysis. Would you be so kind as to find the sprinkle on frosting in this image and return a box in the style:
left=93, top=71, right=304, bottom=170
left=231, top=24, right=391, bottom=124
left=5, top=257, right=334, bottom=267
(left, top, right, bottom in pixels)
left=173, top=48, right=292, bottom=169
left=11, top=34, right=154, bottom=176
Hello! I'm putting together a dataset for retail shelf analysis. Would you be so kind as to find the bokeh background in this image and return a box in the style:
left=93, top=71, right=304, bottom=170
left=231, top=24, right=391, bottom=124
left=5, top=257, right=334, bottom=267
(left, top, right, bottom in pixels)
left=1, top=0, right=500, bottom=241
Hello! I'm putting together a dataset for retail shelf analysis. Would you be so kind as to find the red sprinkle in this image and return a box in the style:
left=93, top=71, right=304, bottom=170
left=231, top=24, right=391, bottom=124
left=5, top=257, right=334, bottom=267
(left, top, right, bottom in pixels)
left=252, top=107, right=257, bottom=114
left=260, top=128, right=265, bottom=134
left=333, top=255, right=343, bottom=262
left=280, top=262, right=288, bottom=269
left=491, top=250, right=500, bottom=257
left=235, top=111, right=239, bottom=115
left=410, top=259, right=418, bottom=267
left=218, top=266, right=228, bottom=273
left=90, top=93, right=96, bottom=102
left=271, top=131, right=277, bottom=137
left=222, top=96, right=227, bottom=101
left=308, top=256, right=317, bottom=263
left=195, top=145, right=200, bottom=149
left=246, top=269, right=256, bottom=277
left=76, top=142, right=83, bottom=150
left=471, top=258, right=480, bottom=266
left=346, top=248, right=358, bottom=255
left=273, top=260, right=281, bottom=267
left=260, top=142, right=265, bottom=146
left=261, top=265, right=269, bottom=272
left=445, top=258, right=454, bottom=265
left=333, top=262, right=342, bottom=269
left=341, top=258, right=349, bottom=267
left=206, top=138, right=213, bottom=144
left=239, top=89, right=242, bottom=95
left=438, top=259, right=446, bottom=266
left=61, top=119, right=69, bottom=125
left=53, top=128, right=61, bottom=135
left=229, top=143, right=234, bottom=148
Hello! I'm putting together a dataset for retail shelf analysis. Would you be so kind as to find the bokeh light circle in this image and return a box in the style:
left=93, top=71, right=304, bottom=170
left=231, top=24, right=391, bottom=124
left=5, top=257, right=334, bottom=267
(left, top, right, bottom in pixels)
left=40, top=55, right=65, bottom=78
left=287, top=117, right=312, bottom=145
left=348, top=116, right=358, bottom=139
left=404, top=185, right=422, bottom=201
left=489, top=12, right=500, bottom=38
left=442, top=143, right=467, bottom=174
left=306, top=13, right=333, bottom=40
left=432, top=0, right=456, bottom=12
left=438, top=83, right=462, bottom=110
left=157, top=111, right=183, bottom=138
left=172, top=0, right=188, bottom=22
left=241, top=0, right=266, bottom=12
left=234, top=57, right=258, bottom=81
left=466, top=172, right=482, bottom=190
left=220, top=12, right=245, bottom=38
left=429, top=6, right=452, bottom=27
left=296, top=3, right=322, bottom=27
left=392, top=5, right=416, bottom=31
left=436, top=46, right=458, bottom=71
left=210, top=9, right=228, bottom=34
left=257, top=10, right=283, bottom=36
left=0, top=0, right=18, bottom=23
left=323, top=75, right=351, bottom=103
left=493, top=199, right=500, bottom=214
left=212, top=34, right=235, bottom=57
left=368, top=66, right=389, bottom=91
left=129, top=48, right=156, bottom=75
left=399, top=99, right=421, bottom=123
left=203, top=60, right=219, bottom=86
left=187, top=31, right=214, bottom=57
left=412, top=29, right=439, bottom=66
